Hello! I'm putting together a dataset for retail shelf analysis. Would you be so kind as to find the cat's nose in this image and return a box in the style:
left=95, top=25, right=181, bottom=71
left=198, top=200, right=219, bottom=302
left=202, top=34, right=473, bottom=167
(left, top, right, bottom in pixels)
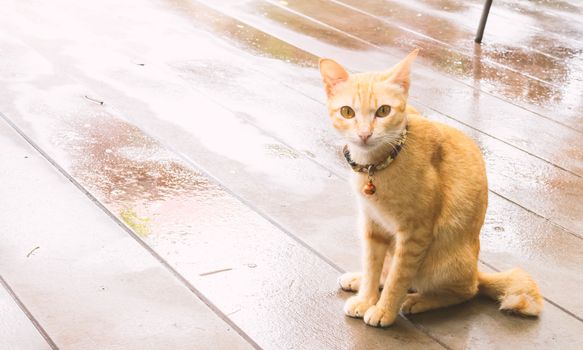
left=359, top=132, right=372, bottom=143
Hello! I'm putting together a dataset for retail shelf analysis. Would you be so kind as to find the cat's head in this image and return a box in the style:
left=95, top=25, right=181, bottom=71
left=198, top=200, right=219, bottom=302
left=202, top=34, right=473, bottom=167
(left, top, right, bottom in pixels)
left=318, top=50, right=418, bottom=153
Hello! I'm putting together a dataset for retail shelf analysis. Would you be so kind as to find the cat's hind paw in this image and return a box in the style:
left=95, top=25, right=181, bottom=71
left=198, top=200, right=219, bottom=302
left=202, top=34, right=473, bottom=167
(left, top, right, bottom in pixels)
left=401, top=293, right=426, bottom=314
left=338, top=272, right=361, bottom=292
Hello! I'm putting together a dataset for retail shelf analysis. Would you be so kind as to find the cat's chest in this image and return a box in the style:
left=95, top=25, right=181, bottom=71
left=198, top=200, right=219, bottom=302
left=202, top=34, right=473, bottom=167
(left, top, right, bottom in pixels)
left=352, top=171, right=400, bottom=201
left=352, top=173, right=403, bottom=232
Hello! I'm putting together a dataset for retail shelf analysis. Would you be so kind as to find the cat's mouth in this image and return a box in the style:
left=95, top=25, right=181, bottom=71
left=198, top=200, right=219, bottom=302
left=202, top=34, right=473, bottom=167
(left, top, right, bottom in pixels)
left=351, top=138, right=379, bottom=150
left=351, top=137, right=378, bottom=149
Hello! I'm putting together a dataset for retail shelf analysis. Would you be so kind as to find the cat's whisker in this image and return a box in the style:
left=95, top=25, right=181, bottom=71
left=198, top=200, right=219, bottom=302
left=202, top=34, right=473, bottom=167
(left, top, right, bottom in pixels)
left=378, top=137, right=399, bottom=153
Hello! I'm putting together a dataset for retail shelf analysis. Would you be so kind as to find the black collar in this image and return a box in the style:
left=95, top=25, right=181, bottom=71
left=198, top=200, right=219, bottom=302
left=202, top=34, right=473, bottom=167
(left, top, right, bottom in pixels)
left=343, top=126, right=407, bottom=175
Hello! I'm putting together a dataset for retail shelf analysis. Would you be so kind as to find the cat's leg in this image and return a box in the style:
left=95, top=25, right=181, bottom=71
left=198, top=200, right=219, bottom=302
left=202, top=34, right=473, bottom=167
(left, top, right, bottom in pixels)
left=343, top=220, right=389, bottom=318
left=402, top=264, right=479, bottom=314
left=401, top=289, right=476, bottom=314
left=339, top=253, right=392, bottom=292
left=363, top=230, right=431, bottom=327
left=401, top=242, right=479, bottom=314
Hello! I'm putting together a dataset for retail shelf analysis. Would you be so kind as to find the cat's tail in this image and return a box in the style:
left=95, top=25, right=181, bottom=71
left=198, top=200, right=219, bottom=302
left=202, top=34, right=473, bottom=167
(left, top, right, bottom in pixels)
left=478, top=268, right=543, bottom=317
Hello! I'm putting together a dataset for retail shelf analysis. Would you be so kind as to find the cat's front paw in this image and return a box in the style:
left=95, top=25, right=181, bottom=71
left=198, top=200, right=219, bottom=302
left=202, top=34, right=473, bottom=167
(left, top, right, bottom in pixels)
left=363, top=304, right=397, bottom=327
left=338, top=272, right=361, bottom=292
left=343, top=296, right=375, bottom=318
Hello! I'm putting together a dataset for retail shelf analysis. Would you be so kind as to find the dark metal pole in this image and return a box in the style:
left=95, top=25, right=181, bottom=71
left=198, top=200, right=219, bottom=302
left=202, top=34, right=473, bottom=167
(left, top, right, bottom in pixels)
left=475, top=0, right=493, bottom=43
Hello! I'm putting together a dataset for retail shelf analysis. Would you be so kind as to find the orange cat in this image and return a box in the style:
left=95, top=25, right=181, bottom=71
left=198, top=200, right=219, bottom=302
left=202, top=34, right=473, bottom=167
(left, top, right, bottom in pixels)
left=319, top=50, right=543, bottom=327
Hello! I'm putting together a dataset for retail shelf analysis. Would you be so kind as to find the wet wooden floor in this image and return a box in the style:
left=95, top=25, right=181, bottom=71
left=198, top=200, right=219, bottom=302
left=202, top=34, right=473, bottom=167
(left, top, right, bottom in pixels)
left=0, top=0, right=582, bottom=349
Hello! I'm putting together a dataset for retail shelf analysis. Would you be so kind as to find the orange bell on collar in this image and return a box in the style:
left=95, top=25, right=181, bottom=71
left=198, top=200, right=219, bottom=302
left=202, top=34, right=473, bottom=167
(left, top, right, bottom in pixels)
left=363, top=180, right=376, bottom=196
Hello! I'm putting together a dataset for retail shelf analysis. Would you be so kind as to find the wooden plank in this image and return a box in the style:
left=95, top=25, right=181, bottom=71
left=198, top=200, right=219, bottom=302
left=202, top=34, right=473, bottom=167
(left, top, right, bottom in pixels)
left=0, top=279, right=53, bottom=350
left=0, top=122, right=254, bottom=350
left=3, top=0, right=580, bottom=235
left=1, top=0, right=582, bottom=348
left=381, top=0, right=583, bottom=50
left=0, top=98, right=442, bottom=349
left=0, top=32, right=441, bottom=350
left=0, top=88, right=442, bottom=349
left=458, top=0, right=583, bottom=38
left=0, top=40, right=579, bottom=349
left=186, top=0, right=583, bottom=229
left=408, top=263, right=583, bottom=349
left=102, top=60, right=583, bottom=317
left=338, top=0, right=583, bottom=80
left=198, top=0, right=583, bottom=164
left=278, top=0, right=583, bottom=132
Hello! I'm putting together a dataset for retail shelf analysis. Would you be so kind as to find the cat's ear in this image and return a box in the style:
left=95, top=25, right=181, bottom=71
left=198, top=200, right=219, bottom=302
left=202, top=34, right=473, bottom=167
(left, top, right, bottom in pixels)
left=385, top=49, right=419, bottom=95
left=319, top=58, right=349, bottom=97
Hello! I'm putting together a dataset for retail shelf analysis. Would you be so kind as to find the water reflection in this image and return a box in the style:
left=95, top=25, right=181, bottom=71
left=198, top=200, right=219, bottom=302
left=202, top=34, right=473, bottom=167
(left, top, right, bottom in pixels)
left=61, top=114, right=214, bottom=204
left=274, top=0, right=582, bottom=127
left=167, top=0, right=317, bottom=66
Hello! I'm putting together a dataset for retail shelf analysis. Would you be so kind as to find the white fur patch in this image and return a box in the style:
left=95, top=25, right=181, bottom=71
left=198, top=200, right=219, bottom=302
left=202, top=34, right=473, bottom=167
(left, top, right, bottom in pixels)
left=500, top=294, right=542, bottom=316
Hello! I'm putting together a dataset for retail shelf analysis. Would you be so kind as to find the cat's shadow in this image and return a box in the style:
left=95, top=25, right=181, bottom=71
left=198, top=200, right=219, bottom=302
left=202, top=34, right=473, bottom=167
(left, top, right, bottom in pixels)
left=403, top=295, right=541, bottom=342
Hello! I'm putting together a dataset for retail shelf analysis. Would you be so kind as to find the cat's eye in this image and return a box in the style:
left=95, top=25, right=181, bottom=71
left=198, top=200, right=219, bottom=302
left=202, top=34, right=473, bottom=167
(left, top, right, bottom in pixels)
left=375, top=105, right=391, bottom=118
left=339, top=106, right=355, bottom=119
